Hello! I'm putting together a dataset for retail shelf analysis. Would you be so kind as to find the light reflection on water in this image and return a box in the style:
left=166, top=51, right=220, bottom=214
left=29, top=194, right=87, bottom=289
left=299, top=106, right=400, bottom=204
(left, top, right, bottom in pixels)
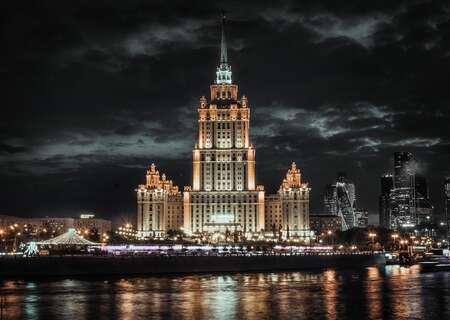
left=1, top=266, right=450, bottom=320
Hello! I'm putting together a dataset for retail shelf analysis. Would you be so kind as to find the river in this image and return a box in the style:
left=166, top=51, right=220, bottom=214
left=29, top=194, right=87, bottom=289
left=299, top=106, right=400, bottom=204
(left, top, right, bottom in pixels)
left=0, top=265, right=449, bottom=319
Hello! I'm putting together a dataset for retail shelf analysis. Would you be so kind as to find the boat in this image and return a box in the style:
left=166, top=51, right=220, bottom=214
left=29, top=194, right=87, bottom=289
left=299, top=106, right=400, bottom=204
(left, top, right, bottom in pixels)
left=384, top=252, right=399, bottom=265
left=384, top=251, right=415, bottom=266
left=419, top=248, right=450, bottom=272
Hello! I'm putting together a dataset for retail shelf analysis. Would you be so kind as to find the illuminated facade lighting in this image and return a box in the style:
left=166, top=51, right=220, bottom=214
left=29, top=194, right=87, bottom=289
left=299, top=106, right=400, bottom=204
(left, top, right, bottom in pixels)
left=136, top=16, right=311, bottom=242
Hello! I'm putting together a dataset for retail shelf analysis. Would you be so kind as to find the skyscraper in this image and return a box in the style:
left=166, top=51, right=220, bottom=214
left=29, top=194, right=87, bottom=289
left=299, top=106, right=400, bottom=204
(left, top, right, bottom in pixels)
left=323, top=184, right=338, bottom=215
left=323, top=173, right=356, bottom=230
left=389, top=152, right=416, bottom=228
left=379, top=174, right=393, bottom=228
left=383, top=152, right=433, bottom=230
left=354, top=209, right=369, bottom=228
left=136, top=16, right=312, bottom=241
left=394, top=152, right=415, bottom=189
left=444, top=177, right=450, bottom=239
left=414, top=174, right=433, bottom=225
left=184, top=15, right=265, bottom=236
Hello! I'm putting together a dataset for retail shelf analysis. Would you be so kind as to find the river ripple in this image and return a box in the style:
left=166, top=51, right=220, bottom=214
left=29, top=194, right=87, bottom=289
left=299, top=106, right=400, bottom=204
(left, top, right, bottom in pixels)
left=1, top=265, right=449, bottom=320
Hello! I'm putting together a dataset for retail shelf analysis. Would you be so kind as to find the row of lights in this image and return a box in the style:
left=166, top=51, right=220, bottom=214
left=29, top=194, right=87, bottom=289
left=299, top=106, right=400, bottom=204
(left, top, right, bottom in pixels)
left=0, top=224, right=22, bottom=237
left=102, top=233, right=110, bottom=242
left=0, top=223, right=61, bottom=237
left=116, top=224, right=136, bottom=238
left=391, top=233, right=434, bottom=246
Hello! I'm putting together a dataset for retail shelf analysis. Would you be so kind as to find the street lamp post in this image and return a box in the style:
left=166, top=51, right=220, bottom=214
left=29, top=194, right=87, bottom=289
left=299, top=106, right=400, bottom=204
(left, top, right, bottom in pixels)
left=391, top=233, right=399, bottom=250
left=368, top=232, right=377, bottom=251
left=327, top=230, right=334, bottom=246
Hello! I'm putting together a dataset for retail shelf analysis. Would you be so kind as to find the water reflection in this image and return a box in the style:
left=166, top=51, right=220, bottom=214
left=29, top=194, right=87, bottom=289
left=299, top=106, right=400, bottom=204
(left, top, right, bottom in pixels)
left=23, top=282, right=38, bottom=320
left=386, top=266, right=424, bottom=320
left=323, top=270, right=338, bottom=320
left=1, top=266, right=449, bottom=319
left=365, top=267, right=382, bottom=320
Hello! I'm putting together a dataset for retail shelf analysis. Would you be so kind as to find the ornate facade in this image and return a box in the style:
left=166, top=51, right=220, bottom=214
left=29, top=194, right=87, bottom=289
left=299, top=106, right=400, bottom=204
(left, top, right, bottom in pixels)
left=136, top=164, right=182, bottom=238
left=136, top=17, right=312, bottom=241
left=277, top=162, right=311, bottom=238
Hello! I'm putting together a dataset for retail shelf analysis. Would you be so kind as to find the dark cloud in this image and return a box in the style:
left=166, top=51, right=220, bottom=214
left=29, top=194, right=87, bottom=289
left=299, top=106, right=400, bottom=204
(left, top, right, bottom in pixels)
left=1, top=0, right=450, bottom=224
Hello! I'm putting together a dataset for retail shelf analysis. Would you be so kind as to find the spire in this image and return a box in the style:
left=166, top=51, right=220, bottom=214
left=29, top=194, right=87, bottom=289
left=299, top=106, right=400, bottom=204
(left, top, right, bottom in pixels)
left=220, top=12, right=227, bottom=65
left=215, top=12, right=232, bottom=84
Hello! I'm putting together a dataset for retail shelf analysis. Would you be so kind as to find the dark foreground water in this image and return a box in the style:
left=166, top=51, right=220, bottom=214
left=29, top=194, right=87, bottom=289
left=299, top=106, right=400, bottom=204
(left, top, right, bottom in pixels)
left=1, top=265, right=450, bottom=320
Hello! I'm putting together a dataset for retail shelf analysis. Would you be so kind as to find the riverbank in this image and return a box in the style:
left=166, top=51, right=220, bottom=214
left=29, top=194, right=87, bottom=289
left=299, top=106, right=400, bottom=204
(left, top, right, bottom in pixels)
left=1, top=265, right=444, bottom=320
left=0, top=252, right=385, bottom=278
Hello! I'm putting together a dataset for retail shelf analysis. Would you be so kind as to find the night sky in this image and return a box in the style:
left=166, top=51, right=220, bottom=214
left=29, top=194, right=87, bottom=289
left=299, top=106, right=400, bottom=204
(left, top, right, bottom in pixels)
left=2, top=0, right=450, bottom=225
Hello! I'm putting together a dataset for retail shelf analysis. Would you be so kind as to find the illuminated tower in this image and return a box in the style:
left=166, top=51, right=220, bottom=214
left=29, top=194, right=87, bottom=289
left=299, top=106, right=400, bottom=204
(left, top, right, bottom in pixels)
left=183, top=15, right=265, bottom=236
left=279, top=162, right=311, bottom=239
left=390, top=152, right=417, bottom=229
left=445, top=177, right=450, bottom=239
left=136, top=15, right=312, bottom=241
left=136, top=164, right=182, bottom=238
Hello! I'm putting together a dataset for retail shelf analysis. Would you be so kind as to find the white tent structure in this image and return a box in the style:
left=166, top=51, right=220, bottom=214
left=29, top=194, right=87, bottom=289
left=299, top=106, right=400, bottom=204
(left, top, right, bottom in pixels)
left=36, top=228, right=100, bottom=246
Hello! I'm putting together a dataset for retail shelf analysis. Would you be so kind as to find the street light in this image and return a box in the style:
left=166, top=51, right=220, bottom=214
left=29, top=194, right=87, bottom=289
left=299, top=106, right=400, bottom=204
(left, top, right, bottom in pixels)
left=391, top=233, right=399, bottom=250
left=368, top=232, right=377, bottom=251
left=326, top=230, right=334, bottom=246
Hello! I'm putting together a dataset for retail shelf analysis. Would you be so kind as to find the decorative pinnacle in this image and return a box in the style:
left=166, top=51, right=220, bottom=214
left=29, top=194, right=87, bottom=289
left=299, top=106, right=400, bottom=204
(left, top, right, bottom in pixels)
left=220, top=12, right=227, bottom=65
left=215, top=12, right=232, bottom=84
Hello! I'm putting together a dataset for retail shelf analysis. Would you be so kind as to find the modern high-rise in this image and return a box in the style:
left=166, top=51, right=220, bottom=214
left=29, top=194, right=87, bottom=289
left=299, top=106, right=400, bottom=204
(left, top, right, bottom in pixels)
left=379, top=174, right=393, bottom=228
left=323, top=173, right=356, bottom=230
left=136, top=16, right=312, bottom=241
left=394, top=152, right=415, bottom=189
left=444, top=177, right=450, bottom=238
left=323, top=184, right=338, bottom=216
left=381, top=152, right=433, bottom=230
left=389, top=152, right=416, bottom=228
left=354, top=209, right=369, bottom=228
left=414, top=174, right=433, bottom=225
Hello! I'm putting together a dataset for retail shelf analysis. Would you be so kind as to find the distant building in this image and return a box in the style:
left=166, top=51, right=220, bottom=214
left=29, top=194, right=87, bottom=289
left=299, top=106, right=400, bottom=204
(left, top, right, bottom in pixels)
left=0, top=214, right=111, bottom=238
left=324, top=184, right=338, bottom=216
left=380, top=152, right=433, bottom=230
left=309, top=214, right=343, bottom=234
left=445, top=177, right=450, bottom=238
left=414, top=175, right=433, bottom=226
left=390, top=152, right=416, bottom=228
left=323, top=173, right=356, bottom=230
left=394, top=152, right=415, bottom=189
left=355, top=209, right=369, bottom=228
left=73, top=215, right=112, bottom=237
left=379, top=174, right=393, bottom=228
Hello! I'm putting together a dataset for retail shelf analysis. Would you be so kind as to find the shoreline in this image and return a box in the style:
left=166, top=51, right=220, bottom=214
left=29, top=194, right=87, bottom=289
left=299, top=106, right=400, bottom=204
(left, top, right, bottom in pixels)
left=0, top=252, right=385, bottom=278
